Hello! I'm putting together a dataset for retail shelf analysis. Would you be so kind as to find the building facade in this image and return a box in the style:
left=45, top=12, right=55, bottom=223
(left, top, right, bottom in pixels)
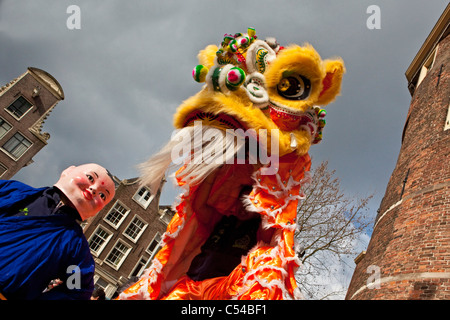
left=82, top=177, right=174, bottom=299
left=0, top=67, right=64, bottom=178
left=346, top=5, right=450, bottom=300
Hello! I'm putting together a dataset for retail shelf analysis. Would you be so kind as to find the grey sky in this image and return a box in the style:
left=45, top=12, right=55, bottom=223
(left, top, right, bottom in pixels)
left=0, top=0, right=447, bottom=231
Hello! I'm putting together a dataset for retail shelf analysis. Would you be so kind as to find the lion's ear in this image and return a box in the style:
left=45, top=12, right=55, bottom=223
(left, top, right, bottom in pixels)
left=197, top=45, right=218, bottom=69
left=316, top=59, right=345, bottom=106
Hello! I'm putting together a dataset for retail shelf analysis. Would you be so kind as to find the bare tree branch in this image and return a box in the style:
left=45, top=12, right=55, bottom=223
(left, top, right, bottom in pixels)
left=294, top=161, right=373, bottom=299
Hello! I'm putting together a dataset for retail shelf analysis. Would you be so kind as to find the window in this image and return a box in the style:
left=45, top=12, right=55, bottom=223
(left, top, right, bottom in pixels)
left=2, top=132, right=32, bottom=159
left=94, top=277, right=109, bottom=290
left=0, top=118, right=12, bottom=139
left=104, top=201, right=129, bottom=228
left=0, top=163, right=7, bottom=178
left=94, top=277, right=109, bottom=293
left=133, top=187, right=153, bottom=208
left=6, top=96, right=33, bottom=119
left=147, top=232, right=162, bottom=257
left=130, top=257, right=148, bottom=278
left=123, top=216, right=147, bottom=242
left=105, top=240, right=131, bottom=270
left=445, top=101, right=450, bottom=131
left=416, top=46, right=438, bottom=88
left=88, top=226, right=112, bottom=256
left=160, top=208, right=174, bottom=225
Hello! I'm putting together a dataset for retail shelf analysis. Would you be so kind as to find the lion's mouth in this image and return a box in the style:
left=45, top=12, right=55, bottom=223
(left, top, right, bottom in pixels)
left=267, top=101, right=311, bottom=132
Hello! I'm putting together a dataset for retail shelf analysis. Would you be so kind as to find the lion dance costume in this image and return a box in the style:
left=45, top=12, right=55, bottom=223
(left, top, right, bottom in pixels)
left=119, top=28, right=344, bottom=300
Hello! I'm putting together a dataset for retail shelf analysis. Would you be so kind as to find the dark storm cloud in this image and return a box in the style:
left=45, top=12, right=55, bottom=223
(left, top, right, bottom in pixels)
left=0, top=0, right=447, bottom=215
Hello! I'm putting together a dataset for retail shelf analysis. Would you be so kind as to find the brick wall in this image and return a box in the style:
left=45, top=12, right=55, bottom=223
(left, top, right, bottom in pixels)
left=346, top=33, right=450, bottom=300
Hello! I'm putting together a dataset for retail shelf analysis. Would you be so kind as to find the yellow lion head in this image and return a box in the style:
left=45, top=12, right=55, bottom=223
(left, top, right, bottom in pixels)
left=174, top=28, right=345, bottom=157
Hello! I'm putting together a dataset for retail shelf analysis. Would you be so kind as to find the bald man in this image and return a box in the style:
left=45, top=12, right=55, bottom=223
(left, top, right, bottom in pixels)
left=0, top=164, right=115, bottom=300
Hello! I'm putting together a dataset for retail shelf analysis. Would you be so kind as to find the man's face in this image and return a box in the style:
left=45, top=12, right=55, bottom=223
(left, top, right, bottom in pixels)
left=54, top=163, right=115, bottom=220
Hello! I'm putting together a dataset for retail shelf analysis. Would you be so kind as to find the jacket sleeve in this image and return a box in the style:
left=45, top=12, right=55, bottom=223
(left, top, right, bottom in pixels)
left=38, top=233, right=95, bottom=300
left=0, top=180, right=47, bottom=216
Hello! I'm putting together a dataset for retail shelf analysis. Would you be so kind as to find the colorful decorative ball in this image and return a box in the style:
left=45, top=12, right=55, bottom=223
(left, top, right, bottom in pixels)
left=192, top=65, right=208, bottom=83
left=318, top=109, right=327, bottom=118
left=223, top=34, right=234, bottom=45
left=239, top=35, right=250, bottom=47
left=226, top=67, right=245, bottom=90
left=248, top=27, right=256, bottom=38
left=216, top=49, right=224, bottom=56
left=228, top=39, right=238, bottom=52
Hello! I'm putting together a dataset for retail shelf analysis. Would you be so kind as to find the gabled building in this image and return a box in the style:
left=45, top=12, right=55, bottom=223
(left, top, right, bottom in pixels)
left=0, top=67, right=64, bottom=178
left=82, top=177, right=174, bottom=299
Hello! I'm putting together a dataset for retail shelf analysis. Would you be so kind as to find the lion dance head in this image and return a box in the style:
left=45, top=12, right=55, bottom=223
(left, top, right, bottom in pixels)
left=119, top=28, right=345, bottom=300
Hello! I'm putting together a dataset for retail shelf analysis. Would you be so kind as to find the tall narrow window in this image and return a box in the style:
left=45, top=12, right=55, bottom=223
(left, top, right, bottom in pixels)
left=88, top=226, right=112, bottom=255
left=2, top=132, right=32, bottom=159
left=416, top=47, right=438, bottom=88
left=105, top=240, right=131, bottom=269
left=0, top=163, right=7, bottom=177
left=147, top=233, right=162, bottom=257
left=130, top=257, right=147, bottom=278
left=104, top=201, right=129, bottom=228
left=123, top=216, right=147, bottom=242
left=445, top=102, right=450, bottom=131
left=0, top=118, right=12, bottom=139
left=6, top=96, right=33, bottom=119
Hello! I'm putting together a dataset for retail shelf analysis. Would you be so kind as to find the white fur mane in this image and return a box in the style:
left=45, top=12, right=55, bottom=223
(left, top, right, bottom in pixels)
left=138, top=125, right=247, bottom=193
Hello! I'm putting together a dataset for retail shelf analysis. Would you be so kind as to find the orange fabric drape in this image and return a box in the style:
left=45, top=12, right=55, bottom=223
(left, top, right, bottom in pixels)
left=119, top=152, right=311, bottom=300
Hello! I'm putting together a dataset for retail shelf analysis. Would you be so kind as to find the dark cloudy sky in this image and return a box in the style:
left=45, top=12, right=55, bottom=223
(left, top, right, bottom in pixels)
left=0, top=0, right=447, bottom=297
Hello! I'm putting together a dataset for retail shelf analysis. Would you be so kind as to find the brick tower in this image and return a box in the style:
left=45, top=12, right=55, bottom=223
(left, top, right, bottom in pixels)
left=346, top=5, right=450, bottom=300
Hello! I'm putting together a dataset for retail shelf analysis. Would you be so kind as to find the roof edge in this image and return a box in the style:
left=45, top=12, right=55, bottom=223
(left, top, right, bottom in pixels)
left=28, top=67, right=65, bottom=100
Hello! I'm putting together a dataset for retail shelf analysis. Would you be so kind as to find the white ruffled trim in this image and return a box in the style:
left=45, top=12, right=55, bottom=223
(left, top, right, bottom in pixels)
left=232, top=237, right=304, bottom=300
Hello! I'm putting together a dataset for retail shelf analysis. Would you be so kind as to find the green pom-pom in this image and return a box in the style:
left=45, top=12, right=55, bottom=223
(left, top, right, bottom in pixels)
left=192, top=65, right=208, bottom=83
left=226, top=67, right=245, bottom=90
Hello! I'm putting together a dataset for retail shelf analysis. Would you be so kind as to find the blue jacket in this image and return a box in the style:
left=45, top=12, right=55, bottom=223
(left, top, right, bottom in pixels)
left=0, top=180, right=95, bottom=300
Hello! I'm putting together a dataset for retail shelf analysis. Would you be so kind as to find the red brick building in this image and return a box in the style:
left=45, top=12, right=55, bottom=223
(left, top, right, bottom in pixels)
left=0, top=67, right=64, bottom=178
left=346, top=5, right=450, bottom=300
left=82, top=177, right=174, bottom=299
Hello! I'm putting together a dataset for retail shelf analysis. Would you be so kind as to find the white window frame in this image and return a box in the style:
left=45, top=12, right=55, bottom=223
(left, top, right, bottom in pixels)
left=104, top=239, right=132, bottom=271
left=103, top=200, right=130, bottom=229
left=88, top=225, right=113, bottom=257
left=129, top=256, right=148, bottom=278
left=1, top=131, right=33, bottom=160
left=122, top=214, right=148, bottom=243
left=0, top=162, right=7, bottom=178
left=445, top=101, right=450, bottom=131
left=133, top=186, right=154, bottom=209
left=146, top=232, right=162, bottom=256
left=5, top=95, right=33, bottom=120
left=416, top=46, right=439, bottom=89
left=159, top=208, right=174, bottom=225
left=0, top=117, right=12, bottom=140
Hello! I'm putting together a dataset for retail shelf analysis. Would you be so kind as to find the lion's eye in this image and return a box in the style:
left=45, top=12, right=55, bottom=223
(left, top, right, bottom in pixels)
left=277, top=74, right=311, bottom=100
